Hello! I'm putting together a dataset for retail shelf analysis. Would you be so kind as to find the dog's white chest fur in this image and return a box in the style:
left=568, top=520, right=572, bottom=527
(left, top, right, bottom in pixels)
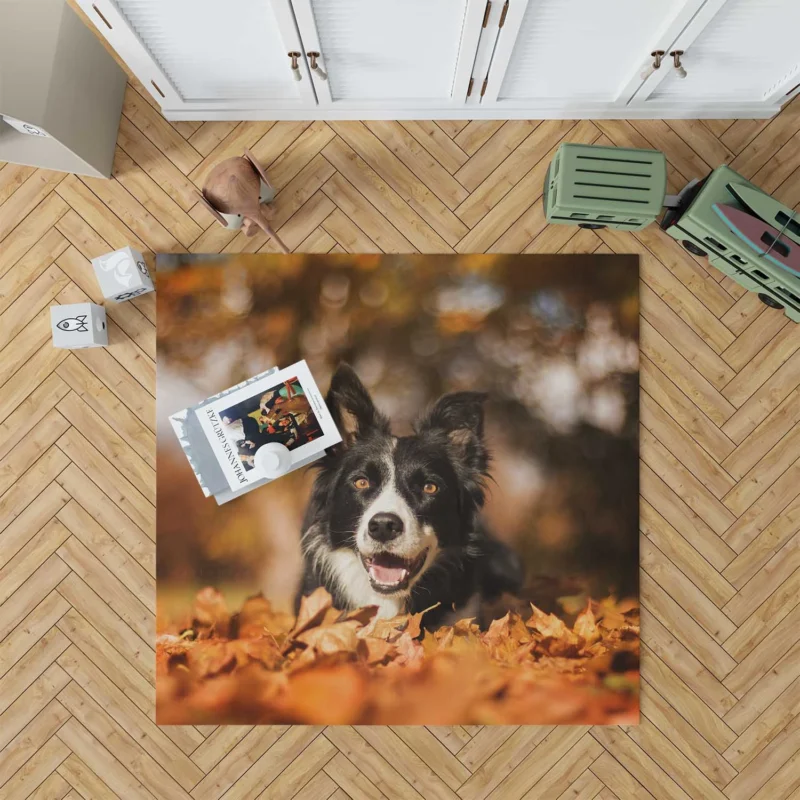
left=325, top=549, right=405, bottom=618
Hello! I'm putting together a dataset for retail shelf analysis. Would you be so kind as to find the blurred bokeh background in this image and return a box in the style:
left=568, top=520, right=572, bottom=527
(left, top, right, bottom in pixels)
left=156, top=253, right=639, bottom=622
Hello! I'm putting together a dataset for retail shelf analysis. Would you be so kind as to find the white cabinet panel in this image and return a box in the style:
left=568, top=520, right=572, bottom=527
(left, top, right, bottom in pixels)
left=77, top=0, right=795, bottom=118
left=76, top=0, right=315, bottom=111
left=490, top=0, right=703, bottom=104
left=115, top=0, right=294, bottom=101
left=647, top=0, right=800, bottom=103
left=292, top=0, right=485, bottom=107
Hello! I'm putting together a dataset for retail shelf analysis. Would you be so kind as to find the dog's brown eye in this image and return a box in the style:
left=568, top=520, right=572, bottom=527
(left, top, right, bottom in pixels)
left=423, top=482, right=438, bottom=495
left=353, top=477, right=370, bottom=490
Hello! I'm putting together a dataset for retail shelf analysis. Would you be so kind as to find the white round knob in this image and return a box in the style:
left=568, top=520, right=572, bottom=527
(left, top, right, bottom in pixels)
left=307, top=53, right=328, bottom=82
left=254, top=442, right=292, bottom=478
left=641, top=51, right=664, bottom=81
left=670, top=51, right=687, bottom=80
left=288, top=52, right=302, bottom=82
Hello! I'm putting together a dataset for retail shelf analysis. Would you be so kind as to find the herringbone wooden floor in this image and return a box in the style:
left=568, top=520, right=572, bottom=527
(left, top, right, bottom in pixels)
left=2, top=73, right=800, bottom=798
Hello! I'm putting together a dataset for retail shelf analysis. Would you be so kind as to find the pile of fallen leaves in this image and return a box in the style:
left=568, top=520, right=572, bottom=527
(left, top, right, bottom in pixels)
left=156, top=588, right=639, bottom=725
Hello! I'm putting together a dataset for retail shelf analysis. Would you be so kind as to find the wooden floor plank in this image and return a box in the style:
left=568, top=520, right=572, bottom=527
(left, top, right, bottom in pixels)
left=364, top=120, right=469, bottom=211
left=321, top=172, right=416, bottom=254
left=0, top=229, right=68, bottom=317
left=326, top=127, right=463, bottom=249
left=55, top=717, right=157, bottom=800
left=400, top=121, right=469, bottom=175
left=622, top=719, right=727, bottom=800
left=0, top=163, right=36, bottom=206
left=0, top=170, right=66, bottom=244
left=55, top=427, right=154, bottom=537
left=56, top=656, right=201, bottom=794
left=724, top=564, right=800, bottom=661
left=0, top=698, right=71, bottom=789
left=111, top=148, right=203, bottom=248
left=116, top=116, right=201, bottom=212
left=639, top=678, right=737, bottom=789
left=454, top=119, right=579, bottom=230
left=0, top=193, right=70, bottom=279
left=121, top=86, right=202, bottom=176
left=641, top=503, right=735, bottom=608
left=265, top=121, right=337, bottom=192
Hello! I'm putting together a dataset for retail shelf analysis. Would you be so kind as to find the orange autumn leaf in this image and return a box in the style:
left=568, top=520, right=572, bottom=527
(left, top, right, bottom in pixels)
left=236, top=638, right=283, bottom=669
left=453, top=617, right=481, bottom=636
left=320, top=607, right=342, bottom=627
left=527, top=603, right=571, bottom=639
left=340, top=605, right=379, bottom=626
left=187, top=640, right=237, bottom=677
left=155, top=634, right=192, bottom=676
left=235, top=594, right=294, bottom=639
left=393, top=632, right=425, bottom=669
left=484, top=611, right=531, bottom=647
left=368, top=613, right=415, bottom=643
left=527, top=603, right=585, bottom=657
left=482, top=612, right=532, bottom=662
left=192, top=587, right=230, bottom=639
left=573, top=602, right=601, bottom=645
left=291, top=586, right=333, bottom=637
left=435, top=626, right=454, bottom=649
left=405, top=603, right=439, bottom=639
left=295, top=621, right=360, bottom=655
left=358, top=636, right=397, bottom=666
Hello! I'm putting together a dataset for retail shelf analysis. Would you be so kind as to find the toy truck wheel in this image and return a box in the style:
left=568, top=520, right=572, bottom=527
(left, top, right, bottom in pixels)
left=578, top=223, right=606, bottom=230
left=682, top=240, right=708, bottom=257
left=758, top=293, right=784, bottom=310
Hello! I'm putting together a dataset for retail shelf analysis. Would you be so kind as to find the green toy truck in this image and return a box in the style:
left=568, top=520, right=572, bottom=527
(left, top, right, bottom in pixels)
left=544, top=143, right=800, bottom=322
left=660, top=165, right=800, bottom=323
left=543, top=144, right=667, bottom=231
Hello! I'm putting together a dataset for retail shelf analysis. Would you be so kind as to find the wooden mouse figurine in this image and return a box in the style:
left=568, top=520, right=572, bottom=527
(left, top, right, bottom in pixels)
left=197, top=149, right=290, bottom=253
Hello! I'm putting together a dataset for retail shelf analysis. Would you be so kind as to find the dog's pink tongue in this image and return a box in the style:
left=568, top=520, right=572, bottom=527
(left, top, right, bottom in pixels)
left=369, top=563, right=407, bottom=585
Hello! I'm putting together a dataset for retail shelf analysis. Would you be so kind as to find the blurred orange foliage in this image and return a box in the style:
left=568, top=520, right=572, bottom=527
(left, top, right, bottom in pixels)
left=157, top=587, right=639, bottom=725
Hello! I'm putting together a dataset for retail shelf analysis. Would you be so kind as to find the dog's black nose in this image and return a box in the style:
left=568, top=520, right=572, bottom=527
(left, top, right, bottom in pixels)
left=368, top=512, right=404, bottom=543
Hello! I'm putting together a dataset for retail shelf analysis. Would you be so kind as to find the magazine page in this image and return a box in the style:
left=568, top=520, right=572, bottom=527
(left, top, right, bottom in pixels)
left=194, top=360, right=341, bottom=491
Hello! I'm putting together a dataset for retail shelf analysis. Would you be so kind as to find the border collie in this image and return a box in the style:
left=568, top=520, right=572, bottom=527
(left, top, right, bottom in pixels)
left=299, top=364, right=522, bottom=628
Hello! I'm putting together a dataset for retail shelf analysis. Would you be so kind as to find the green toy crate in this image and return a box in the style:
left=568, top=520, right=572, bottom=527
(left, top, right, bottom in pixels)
left=660, top=165, right=800, bottom=323
left=544, top=143, right=667, bottom=231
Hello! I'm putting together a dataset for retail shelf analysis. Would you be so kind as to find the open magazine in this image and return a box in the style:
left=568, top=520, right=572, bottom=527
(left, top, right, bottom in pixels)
left=170, top=360, right=341, bottom=504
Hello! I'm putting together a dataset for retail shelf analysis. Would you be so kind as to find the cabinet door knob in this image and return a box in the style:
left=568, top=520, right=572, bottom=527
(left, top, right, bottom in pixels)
left=288, top=51, right=302, bottom=81
left=307, top=52, right=328, bottom=81
left=670, top=50, right=687, bottom=79
left=640, top=50, right=665, bottom=81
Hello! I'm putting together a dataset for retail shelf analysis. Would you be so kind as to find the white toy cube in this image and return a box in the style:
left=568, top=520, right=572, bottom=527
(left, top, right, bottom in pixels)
left=51, top=303, right=107, bottom=349
left=91, top=246, right=154, bottom=302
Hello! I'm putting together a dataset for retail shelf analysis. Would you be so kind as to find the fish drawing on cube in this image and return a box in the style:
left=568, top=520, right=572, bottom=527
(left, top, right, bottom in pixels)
left=51, top=303, right=107, bottom=349
left=92, top=245, right=154, bottom=302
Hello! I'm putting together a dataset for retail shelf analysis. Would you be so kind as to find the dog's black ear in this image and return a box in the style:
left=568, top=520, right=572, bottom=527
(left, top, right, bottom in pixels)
left=417, top=392, right=489, bottom=473
left=326, top=364, right=390, bottom=448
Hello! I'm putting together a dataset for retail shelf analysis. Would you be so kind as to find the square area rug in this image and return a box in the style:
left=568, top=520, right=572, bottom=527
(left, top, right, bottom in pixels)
left=156, top=253, right=640, bottom=725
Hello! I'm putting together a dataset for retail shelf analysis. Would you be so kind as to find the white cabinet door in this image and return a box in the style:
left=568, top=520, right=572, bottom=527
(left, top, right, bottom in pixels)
left=480, top=0, right=707, bottom=111
left=75, top=0, right=316, bottom=113
left=289, top=0, right=486, bottom=109
left=632, top=0, right=800, bottom=110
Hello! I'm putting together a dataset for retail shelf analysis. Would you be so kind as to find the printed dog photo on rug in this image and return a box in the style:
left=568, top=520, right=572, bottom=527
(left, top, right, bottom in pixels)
left=155, top=253, right=640, bottom=726
left=301, top=363, right=523, bottom=628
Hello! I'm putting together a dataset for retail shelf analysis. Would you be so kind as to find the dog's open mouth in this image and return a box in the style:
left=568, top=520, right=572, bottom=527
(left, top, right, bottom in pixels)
left=361, top=549, right=428, bottom=593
